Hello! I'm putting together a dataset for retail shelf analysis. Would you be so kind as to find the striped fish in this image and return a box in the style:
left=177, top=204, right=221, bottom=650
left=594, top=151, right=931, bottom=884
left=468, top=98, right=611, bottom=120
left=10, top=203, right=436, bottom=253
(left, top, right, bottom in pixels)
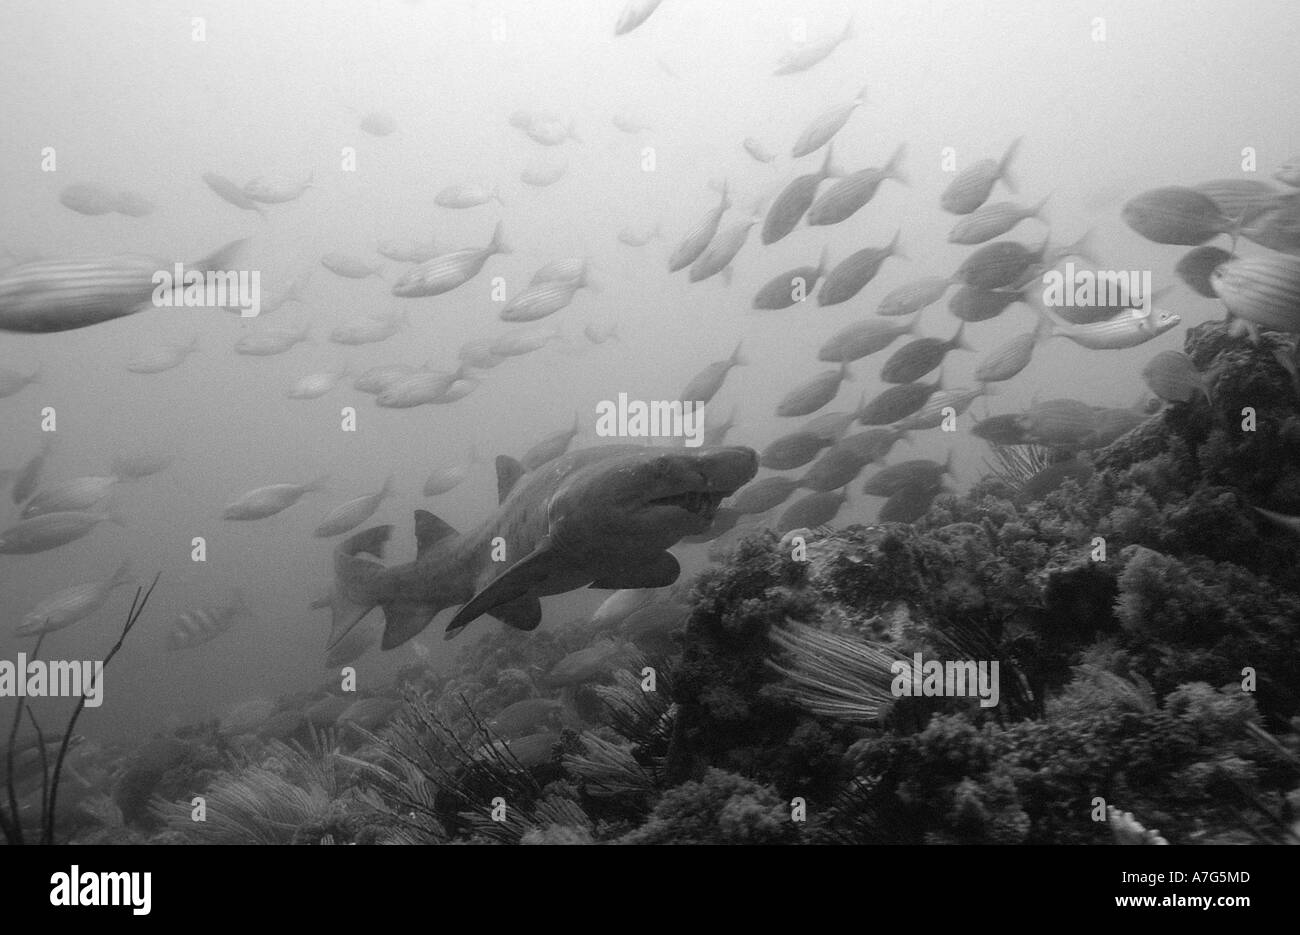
left=126, top=335, right=200, bottom=373
left=791, top=84, right=868, bottom=158
left=502, top=266, right=590, bottom=322
left=680, top=342, right=746, bottom=404
left=862, top=456, right=951, bottom=498
left=730, top=476, right=799, bottom=514
left=521, top=161, right=567, bottom=187
left=948, top=285, right=1025, bottom=322
left=807, top=143, right=907, bottom=226
left=1018, top=399, right=1101, bottom=447
left=760, top=431, right=828, bottom=471
left=878, top=275, right=951, bottom=317
left=817, top=315, right=916, bottom=363
left=1239, top=197, right=1300, bottom=255
left=1210, top=253, right=1300, bottom=333
left=775, top=17, right=854, bottom=76
left=940, top=138, right=1021, bottom=215
left=1193, top=178, right=1288, bottom=219
left=377, top=238, right=438, bottom=263
left=669, top=183, right=731, bottom=272
left=21, top=475, right=117, bottom=519
left=521, top=414, right=581, bottom=471
left=0, top=510, right=121, bottom=554
left=202, top=172, right=266, bottom=216
left=222, top=477, right=328, bottom=520
left=856, top=378, right=942, bottom=426
left=321, top=252, right=382, bottom=279
left=776, top=362, right=853, bottom=417
left=798, top=442, right=874, bottom=492
left=0, top=240, right=245, bottom=334
left=818, top=230, right=905, bottom=306
left=1275, top=157, right=1300, bottom=187
left=434, top=184, right=501, bottom=209
left=354, top=363, right=418, bottom=395
left=17, top=560, right=133, bottom=637
left=330, top=311, right=406, bottom=345
left=893, top=386, right=985, bottom=431
left=314, top=476, right=395, bottom=537
left=776, top=488, right=848, bottom=534
left=974, top=331, right=1040, bottom=383
left=948, top=195, right=1049, bottom=245
left=803, top=402, right=862, bottom=443
left=743, top=138, right=775, bottom=163
left=752, top=247, right=829, bottom=309
left=880, top=324, right=972, bottom=384
left=1036, top=299, right=1182, bottom=350
left=1141, top=350, right=1211, bottom=404
left=762, top=146, right=837, bottom=245
left=392, top=221, right=510, bottom=297
left=531, top=258, right=589, bottom=284
left=954, top=238, right=1047, bottom=290
left=234, top=322, right=311, bottom=356
left=376, top=368, right=464, bottom=408
left=11, top=438, right=53, bottom=504
left=690, top=215, right=759, bottom=282
left=287, top=367, right=349, bottom=400
left=878, top=484, right=943, bottom=523
left=1122, top=187, right=1237, bottom=245
left=166, top=592, right=251, bottom=651
left=1175, top=246, right=1234, bottom=297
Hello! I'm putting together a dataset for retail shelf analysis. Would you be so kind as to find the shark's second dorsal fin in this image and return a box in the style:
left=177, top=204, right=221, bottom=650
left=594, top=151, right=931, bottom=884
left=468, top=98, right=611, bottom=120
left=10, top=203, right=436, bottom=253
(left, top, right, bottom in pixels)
left=496, top=455, right=526, bottom=504
left=414, top=510, right=457, bottom=556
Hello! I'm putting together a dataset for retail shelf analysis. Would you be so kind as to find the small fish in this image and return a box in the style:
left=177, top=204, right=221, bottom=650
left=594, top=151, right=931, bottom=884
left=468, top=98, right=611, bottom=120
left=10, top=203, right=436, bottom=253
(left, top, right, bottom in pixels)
left=1090, top=405, right=1152, bottom=448
left=112, top=190, right=155, bottom=217
left=879, top=324, right=972, bottom=384
left=974, top=330, right=1041, bottom=383
left=680, top=342, right=746, bottom=404
left=617, top=222, right=661, bottom=246
left=1141, top=350, right=1212, bottom=404
left=584, top=319, right=620, bottom=344
left=126, top=335, right=199, bottom=374
left=243, top=171, right=313, bottom=204
left=612, top=113, right=650, bottom=134
left=743, top=138, right=775, bottom=163
left=760, top=431, right=829, bottom=470
left=392, top=221, right=510, bottom=297
left=1239, top=197, right=1300, bottom=255
left=862, top=457, right=951, bottom=498
left=1017, top=398, right=1101, bottom=447
left=438, top=376, right=480, bottom=403
left=521, top=415, right=581, bottom=471
left=330, top=311, right=407, bottom=345
left=776, top=362, right=852, bottom=417
left=521, top=162, right=567, bottom=187
left=314, top=476, right=395, bottom=537
left=376, top=368, right=464, bottom=408
left=201, top=171, right=267, bottom=217
left=377, top=238, right=439, bottom=263
left=954, top=238, right=1047, bottom=291
left=797, top=438, right=876, bottom=492
left=669, top=182, right=732, bottom=272
left=762, top=145, right=838, bottom=245
left=166, top=592, right=251, bottom=651
left=730, top=476, right=800, bottom=514
left=776, top=488, right=848, bottom=533
left=234, top=323, right=311, bottom=356
left=1192, top=178, right=1286, bottom=220
left=614, top=0, right=663, bottom=36
left=833, top=427, right=906, bottom=465
left=16, top=560, right=133, bottom=637
left=502, top=265, right=590, bottom=322
left=803, top=403, right=861, bottom=443
left=0, top=510, right=122, bottom=554
left=791, top=84, right=868, bottom=159
left=940, top=138, right=1021, bottom=215
left=1036, top=299, right=1181, bottom=350
left=806, top=143, right=907, bottom=226
left=321, top=252, right=383, bottom=279
left=818, top=230, right=905, bottom=306
left=524, top=116, right=579, bottom=146
left=971, top=413, right=1030, bottom=446
left=702, top=406, right=738, bottom=447
left=752, top=247, right=829, bottom=310
left=358, top=110, right=397, bottom=136
left=948, top=195, right=1049, bottom=245
left=947, top=285, right=1025, bottom=323
left=690, top=213, right=759, bottom=283
left=892, top=387, right=985, bottom=431
left=817, top=315, right=916, bottom=363
left=287, top=367, right=349, bottom=400
left=58, top=182, right=118, bottom=216
left=857, top=378, right=942, bottom=426
left=110, top=452, right=173, bottom=480
left=878, top=276, right=951, bottom=317
left=1121, top=186, right=1237, bottom=245
left=490, top=324, right=563, bottom=358
left=21, top=475, right=117, bottom=519
left=0, top=240, right=245, bottom=334
left=223, top=477, right=328, bottom=520
left=11, top=438, right=52, bottom=504
left=774, top=17, right=854, bottom=76
left=1210, top=253, right=1300, bottom=334
left=435, top=184, right=502, bottom=209
left=877, top=483, right=943, bottom=523
left=0, top=365, right=40, bottom=399
left=1175, top=246, right=1234, bottom=298
left=490, top=698, right=567, bottom=739
left=591, top=588, right=658, bottom=628
left=424, top=448, right=478, bottom=496
left=354, top=363, right=418, bottom=395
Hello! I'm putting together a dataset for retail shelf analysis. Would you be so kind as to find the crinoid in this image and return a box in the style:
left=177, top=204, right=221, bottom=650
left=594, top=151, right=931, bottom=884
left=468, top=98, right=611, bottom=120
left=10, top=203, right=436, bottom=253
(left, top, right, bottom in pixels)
left=765, top=618, right=904, bottom=724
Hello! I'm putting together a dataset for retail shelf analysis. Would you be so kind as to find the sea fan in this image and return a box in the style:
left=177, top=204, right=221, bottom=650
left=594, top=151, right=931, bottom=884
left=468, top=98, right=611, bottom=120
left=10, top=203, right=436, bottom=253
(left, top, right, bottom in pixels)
left=563, top=732, right=660, bottom=797
left=593, top=667, right=674, bottom=750
left=765, top=619, right=904, bottom=723
left=982, top=444, right=1053, bottom=495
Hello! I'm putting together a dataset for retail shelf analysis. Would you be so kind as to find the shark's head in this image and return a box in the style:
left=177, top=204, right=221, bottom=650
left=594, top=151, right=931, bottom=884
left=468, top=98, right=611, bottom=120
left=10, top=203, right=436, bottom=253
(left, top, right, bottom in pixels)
left=551, top=446, right=758, bottom=545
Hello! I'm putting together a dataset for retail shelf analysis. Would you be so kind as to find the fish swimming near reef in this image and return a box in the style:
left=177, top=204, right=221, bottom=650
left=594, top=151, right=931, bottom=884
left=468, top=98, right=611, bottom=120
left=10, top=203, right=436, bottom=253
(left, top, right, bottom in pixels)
left=326, top=445, right=757, bottom=649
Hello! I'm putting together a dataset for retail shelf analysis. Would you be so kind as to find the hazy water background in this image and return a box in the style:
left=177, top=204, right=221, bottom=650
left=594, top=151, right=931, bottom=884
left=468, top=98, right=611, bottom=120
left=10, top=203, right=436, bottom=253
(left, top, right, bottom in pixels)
left=1, top=0, right=1297, bottom=743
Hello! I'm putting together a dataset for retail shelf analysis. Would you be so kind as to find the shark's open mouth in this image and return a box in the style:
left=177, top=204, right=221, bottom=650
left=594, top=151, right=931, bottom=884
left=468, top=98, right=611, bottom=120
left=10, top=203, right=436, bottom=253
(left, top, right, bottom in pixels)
left=650, top=490, right=724, bottom=522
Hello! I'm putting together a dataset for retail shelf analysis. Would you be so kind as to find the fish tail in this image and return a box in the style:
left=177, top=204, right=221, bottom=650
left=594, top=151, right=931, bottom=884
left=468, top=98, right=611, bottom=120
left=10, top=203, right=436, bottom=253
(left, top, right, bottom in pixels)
left=843, top=16, right=856, bottom=40
left=1032, top=191, right=1052, bottom=222
left=490, top=220, right=511, bottom=255
left=886, top=142, right=909, bottom=186
left=1068, top=228, right=1099, bottom=266
left=999, top=136, right=1023, bottom=194
left=305, top=473, right=331, bottom=494
left=729, top=340, right=748, bottom=367
left=953, top=321, right=975, bottom=352
left=888, top=229, right=907, bottom=261
left=329, top=525, right=392, bottom=649
left=194, top=238, right=249, bottom=274
left=379, top=473, right=396, bottom=500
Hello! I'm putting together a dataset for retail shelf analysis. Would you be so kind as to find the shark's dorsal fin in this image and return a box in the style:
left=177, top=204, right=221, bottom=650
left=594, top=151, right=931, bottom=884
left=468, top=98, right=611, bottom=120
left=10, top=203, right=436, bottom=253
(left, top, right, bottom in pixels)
left=414, top=510, right=457, bottom=556
left=496, top=455, right=526, bottom=504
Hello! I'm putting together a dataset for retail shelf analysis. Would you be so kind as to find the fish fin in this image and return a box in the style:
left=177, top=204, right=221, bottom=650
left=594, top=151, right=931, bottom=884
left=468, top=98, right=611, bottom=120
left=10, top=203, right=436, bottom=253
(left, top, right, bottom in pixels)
left=953, top=321, right=975, bottom=352
left=998, top=137, right=1023, bottom=194
left=888, top=229, right=907, bottom=261
left=444, top=539, right=566, bottom=637
left=1031, top=191, right=1052, bottom=223
left=496, top=455, right=526, bottom=503
left=109, top=559, right=134, bottom=588
left=490, top=220, right=511, bottom=255
left=328, top=525, right=393, bottom=648
left=193, top=239, right=249, bottom=273
left=413, top=509, right=457, bottom=557
left=487, top=595, right=543, bottom=632
left=729, top=340, right=748, bottom=367
left=589, top=551, right=681, bottom=589
left=309, top=595, right=330, bottom=611
left=885, top=142, right=909, bottom=186
left=379, top=600, right=441, bottom=649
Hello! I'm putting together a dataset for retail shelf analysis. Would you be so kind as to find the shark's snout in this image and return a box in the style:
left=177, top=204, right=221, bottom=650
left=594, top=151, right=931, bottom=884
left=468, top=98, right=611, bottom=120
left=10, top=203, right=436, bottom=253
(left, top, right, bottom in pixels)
left=697, top=446, right=759, bottom=493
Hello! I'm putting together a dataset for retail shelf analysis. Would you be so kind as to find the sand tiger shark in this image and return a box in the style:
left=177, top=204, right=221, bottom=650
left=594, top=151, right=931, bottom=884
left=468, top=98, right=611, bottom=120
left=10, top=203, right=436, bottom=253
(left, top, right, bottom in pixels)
left=327, top=444, right=757, bottom=649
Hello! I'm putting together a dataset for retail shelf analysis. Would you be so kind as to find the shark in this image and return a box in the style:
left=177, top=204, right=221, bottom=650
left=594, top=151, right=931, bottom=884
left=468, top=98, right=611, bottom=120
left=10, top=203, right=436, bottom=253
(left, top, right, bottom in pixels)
left=327, top=444, right=758, bottom=649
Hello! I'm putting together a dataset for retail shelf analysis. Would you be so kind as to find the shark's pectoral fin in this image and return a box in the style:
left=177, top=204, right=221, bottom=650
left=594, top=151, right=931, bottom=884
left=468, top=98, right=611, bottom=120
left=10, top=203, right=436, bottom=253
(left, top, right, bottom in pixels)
left=589, top=551, right=681, bottom=590
left=445, top=538, right=567, bottom=637
left=379, top=599, right=442, bottom=649
left=496, top=455, right=526, bottom=504
left=488, top=595, right=543, bottom=632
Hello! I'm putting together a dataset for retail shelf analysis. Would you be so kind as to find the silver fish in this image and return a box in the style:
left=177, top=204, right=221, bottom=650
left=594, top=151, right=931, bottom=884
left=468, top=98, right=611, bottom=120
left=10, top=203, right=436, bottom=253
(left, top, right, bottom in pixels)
left=818, top=230, right=905, bottom=306
left=1122, top=186, right=1237, bottom=245
left=774, top=17, right=854, bottom=75
left=791, top=84, right=868, bottom=158
left=330, top=311, right=407, bottom=345
left=680, top=342, right=746, bottom=404
left=1192, top=178, right=1286, bottom=220
left=862, top=457, right=951, bottom=498
left=617, top=222, right=661, bottom=246
left=223, top=477, right=328, bottom=520
left=315, top=476, right=395, bottom=537
left=16, top=559, right=133, bottom=637
left=752, top=247, right=829, bottom=310
left=893, top=386, right=985, bottom=431
left=243, top=171, right=313, bottom=204
left=879, top=324, right=972, bottom=384
left=375, top=368, right=464, bottom=408
left=353, top=363, right=418, bottom=395
left=1037, top=300, right=1182, bottom=350
left=321, top=252, right=383, bottom=279
left=0, top=239, right=246, bottom=334
left=669, top=182, right=731, bottom=272
left=112, top=190, right=155, bottom=217
left=391, top=221, right=510, bottom=297
left=166, top=592, right=251, bottom=651
left=743, top=138, right=775, bottom=163
left=1275, top=157, right=1300, bottom=187
left=11, top=438, right=52, bottom=504
left=974, top=330, right=1040, bottom=383
left=424, top=449, right=478, bottom=496
left=58, top=182, right=117, bottom=216
left=202, top=171, right=267, bottom=216
left=948, top=286, right=1026, bottom=322
left=126, top=335, right=199, bottom=374
left=776, top=362, right=852, bottom=417
left=1141, top=350, right=1211, bottom=404
left=490, top=324, right=563, bottom=357
left=690, top=214, right=758, bottom=282
left=940, top=138, right=1021, bottom=214
left=0, top=365, right=40, bottom=398
left=817, top=315, right=916, bottom=363
left=614, top=0, right=663, bottom=35
left=287, top=367, right=349, bottom=400
left=730, top=476, right=799, bottom=514
left=762, top=145, right=837, bottom=245
left=110, top=452, right=173, bottom=480
left=521, top=162, right=567, bottom=187
left=776, top=488, right=848, bottom=533
left=1211, top=253, right=1300, bottom=333
left=21, top=475, right=117, bottom=519
left=806, top=143, right=906, bottom=226
left=857, top=378, right=942, bottom=426
left=521, top=414, right=581, bottom=471
left=435, top=184, right=502, bottom=209
left=0, top=510, right=121, bottom=554
left=878, top=276, right=951, bottom=317
left=948, top=195, right=1049, bottom=245
left=234, top=322, right=311, bottom=356
left=760, top=431, right=829, bottom=470
left=502, top=266, right=590, bottom=322
left=377, top=238, right=438, bottom=263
